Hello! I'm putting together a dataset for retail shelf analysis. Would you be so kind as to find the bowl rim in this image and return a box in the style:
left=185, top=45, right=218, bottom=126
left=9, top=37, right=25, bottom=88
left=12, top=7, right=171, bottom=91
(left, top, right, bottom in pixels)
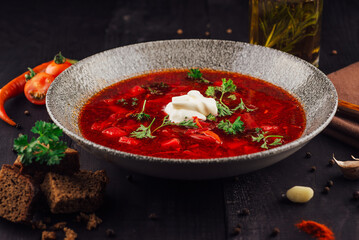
left=46, top=39, right=338, bottom=165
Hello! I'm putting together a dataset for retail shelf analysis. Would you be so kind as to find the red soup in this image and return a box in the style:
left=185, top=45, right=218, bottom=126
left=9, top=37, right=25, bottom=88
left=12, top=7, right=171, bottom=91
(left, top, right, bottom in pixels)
left=79, top=69, right=306, bottom=159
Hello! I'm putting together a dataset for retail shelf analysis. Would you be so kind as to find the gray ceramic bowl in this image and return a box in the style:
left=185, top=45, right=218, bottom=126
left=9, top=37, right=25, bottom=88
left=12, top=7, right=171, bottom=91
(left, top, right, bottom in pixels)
left=46, top=39, right=337, bottom=180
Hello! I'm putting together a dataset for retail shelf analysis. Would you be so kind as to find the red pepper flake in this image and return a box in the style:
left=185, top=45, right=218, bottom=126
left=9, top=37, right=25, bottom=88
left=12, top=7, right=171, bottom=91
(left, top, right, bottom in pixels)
left=296, top=220, right=335, bottom=240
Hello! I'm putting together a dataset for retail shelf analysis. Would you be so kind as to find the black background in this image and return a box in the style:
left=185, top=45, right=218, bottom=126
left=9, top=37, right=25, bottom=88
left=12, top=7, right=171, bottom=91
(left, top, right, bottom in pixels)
left=0, top=0, right=359, bottom=239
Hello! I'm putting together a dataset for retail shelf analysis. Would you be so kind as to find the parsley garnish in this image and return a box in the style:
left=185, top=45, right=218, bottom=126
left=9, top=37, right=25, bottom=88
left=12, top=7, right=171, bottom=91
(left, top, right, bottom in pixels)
left=217, top=116, right=245, bottom=135
left=13, top=121, right=67, bottom=166
left=207, top=113, right=216, bottom=121
left=205, top=86, right=216, bottom=97
left=251, top=128, right=283, bottom=149
left=130, top=118, right=156, bottom=139
left=228, top=94, right=237, bottom=100
left=206, top=78, right=237, bottom=117
left=144, top=82, right=169, bottom=95
left=132, top=100, right=151, bottom=121
left=152, top=116, right=172, bottom=133
left=117, top=98, right=128, bottom=105
left=233, top=98, right=256, bottom=112
left=131, top=98, right=138, bottom=106
left=216, top=101, right=233, bottom=117
left=187, top=68, right=210, bottom=83
left=178, top=118, right=198, bottom=128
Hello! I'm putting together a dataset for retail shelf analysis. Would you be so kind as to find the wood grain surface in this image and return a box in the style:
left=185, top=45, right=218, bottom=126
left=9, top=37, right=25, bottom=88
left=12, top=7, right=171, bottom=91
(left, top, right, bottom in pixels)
left=0, top=0, right=358, bottom=239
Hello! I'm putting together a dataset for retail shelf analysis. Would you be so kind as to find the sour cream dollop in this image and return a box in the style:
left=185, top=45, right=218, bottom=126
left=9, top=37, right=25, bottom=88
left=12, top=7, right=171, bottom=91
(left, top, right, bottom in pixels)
left=164, top=90, right=218, bottom=123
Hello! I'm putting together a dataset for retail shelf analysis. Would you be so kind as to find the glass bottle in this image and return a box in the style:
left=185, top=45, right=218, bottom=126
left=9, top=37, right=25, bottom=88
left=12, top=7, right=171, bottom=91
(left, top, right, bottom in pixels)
left=249, top=0, right=323, bottom=66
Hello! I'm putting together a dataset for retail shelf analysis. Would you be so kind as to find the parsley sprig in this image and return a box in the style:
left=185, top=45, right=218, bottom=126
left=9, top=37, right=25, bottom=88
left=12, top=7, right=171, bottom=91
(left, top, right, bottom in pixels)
left=217, top=116, right=245, bottom=135
left=130, top=118, right=156, bottom=139
left=251, top=128, right=283, bottom=149
left=188, top=68, right=210, bottom=83
left=233, top=98, right=256, bottom=112
left=206, top=78, right=237, bottom=117
left=132, top=100, right=151, bottom=121
left=131, top=116, right=199, bottom=139
left=13, top=121, right=67, bottom=166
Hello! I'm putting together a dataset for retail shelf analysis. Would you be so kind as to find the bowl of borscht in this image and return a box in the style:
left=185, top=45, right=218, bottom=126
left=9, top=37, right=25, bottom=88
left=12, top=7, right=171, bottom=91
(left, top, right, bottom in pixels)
left=46, top=39, right=337, bottom=179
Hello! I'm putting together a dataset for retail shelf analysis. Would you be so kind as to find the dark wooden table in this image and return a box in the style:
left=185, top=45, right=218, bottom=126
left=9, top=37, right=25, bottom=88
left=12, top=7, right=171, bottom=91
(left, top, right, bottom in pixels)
left=0, top=0, right=358, bottom=239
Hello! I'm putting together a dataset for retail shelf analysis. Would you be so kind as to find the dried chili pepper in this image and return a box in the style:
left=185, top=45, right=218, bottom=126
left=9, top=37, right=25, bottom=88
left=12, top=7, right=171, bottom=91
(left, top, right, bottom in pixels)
left=296, top=220, right=334, bottom=240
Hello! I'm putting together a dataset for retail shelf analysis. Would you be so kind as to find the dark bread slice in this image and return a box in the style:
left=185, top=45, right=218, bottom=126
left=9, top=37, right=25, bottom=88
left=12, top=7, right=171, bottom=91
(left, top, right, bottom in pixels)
left=41, top=170, right=108, bottom=214
left=0, top=164, right=39, bottom=223
left=14, top=148, right=80, bottom=183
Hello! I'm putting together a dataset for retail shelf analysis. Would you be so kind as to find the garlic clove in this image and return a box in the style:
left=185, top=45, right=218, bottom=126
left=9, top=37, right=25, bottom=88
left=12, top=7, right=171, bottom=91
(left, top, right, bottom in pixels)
left=333, top=154, right=359, bottom=180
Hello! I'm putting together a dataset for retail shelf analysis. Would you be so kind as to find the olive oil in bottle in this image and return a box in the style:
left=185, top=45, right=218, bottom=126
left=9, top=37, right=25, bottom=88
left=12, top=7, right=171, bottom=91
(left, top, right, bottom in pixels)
left=249, top=0, right=323, bottom=66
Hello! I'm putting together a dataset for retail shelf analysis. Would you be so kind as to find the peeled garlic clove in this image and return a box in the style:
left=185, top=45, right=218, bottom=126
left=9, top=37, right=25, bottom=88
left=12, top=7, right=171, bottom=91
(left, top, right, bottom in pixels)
left=286, top=186, right=314, bottom=203
left=333, top=155, right=359, bottom=180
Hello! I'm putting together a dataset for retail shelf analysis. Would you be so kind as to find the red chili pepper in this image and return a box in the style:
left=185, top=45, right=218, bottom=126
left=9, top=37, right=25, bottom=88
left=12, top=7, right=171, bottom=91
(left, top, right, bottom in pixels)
left=0, top=61, right=51, bottom=126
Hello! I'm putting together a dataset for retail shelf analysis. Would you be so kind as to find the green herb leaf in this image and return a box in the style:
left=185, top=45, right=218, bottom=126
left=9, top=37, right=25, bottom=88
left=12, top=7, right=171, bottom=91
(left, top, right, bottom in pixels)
left=178, top=119, right=198, bottom=128
left=228, top=94, right=237, bottom=100
left=217, top=116, right=244, bottom=135
left=187, top=68, right=210, bottom=83
left=216, top=101, right=233, bottom=117
left=131, top=97, right=138, bottom=106
left=207, top=113, right=216, bottom=121
left=132, top=100, right=151, bottom=121
left=233, top=98, right=256, bottom=112
left=251, top=128, right=283, bottom=149
left=13, top=121, right=67, bottom=166
left=117, top=99, right=127, bottom=105
left=130, top=118, right=156, bottom=139
left=205, top=86, right=216, bottom=97
left=220, top=78, right=236, bottom=94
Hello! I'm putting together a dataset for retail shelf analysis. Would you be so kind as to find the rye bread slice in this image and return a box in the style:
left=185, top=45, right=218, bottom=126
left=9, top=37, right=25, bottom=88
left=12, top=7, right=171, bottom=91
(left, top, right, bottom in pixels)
left=41, top=170, right=108, bottom=214
left=0, top=164, right=39, bottom=223
left=14, top=148, right=80, bottom=183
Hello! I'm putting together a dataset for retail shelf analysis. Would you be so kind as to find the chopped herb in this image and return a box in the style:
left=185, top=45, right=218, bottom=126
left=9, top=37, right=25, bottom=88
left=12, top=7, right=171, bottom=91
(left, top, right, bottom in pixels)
left=187, top=68, right=210, bottom=83
left=216, top=101, right=233, bottom=117
left=144, top=82, right=169, bottom=95
left=251, top=128, right=283, bottom=149
left=132, top=100, right=151, bottom=121
left=233, top=98, right=256, bottom=112
left=205, top=86, right=216, bottom=97
left=218, top=116, right=244, bottom=135
left=130, top=118, right=156, bottom=139
left=131, top=97, right=138, bottom=106
left=13, top=121, right=67, bottom=166
left=117, top=99, right=128, bottom=105
left=152, top=116, right=172, bottom=133
left=207, top=113, right=216, bottom=121
left=228, top=94, right=237, bottom=100
left=178, top=119, right=198, bottom=128
left=206, top=78, right=237, bottom=116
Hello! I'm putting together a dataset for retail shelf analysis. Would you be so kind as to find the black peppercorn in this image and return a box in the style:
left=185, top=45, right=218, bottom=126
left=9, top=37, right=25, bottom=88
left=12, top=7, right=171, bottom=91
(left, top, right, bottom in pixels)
left=327, top=180, right=334, bottom=187
left=105, top=228, right=116, bottom=238
left=305, top=152, right=312, bottom=158
left=24, top=110, right=30, bottom=116
left=323, top=186, right=330, bottom=194
left=310, top=166, right=316, bottom=172
left=271, top=227, right=280, bottom=237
